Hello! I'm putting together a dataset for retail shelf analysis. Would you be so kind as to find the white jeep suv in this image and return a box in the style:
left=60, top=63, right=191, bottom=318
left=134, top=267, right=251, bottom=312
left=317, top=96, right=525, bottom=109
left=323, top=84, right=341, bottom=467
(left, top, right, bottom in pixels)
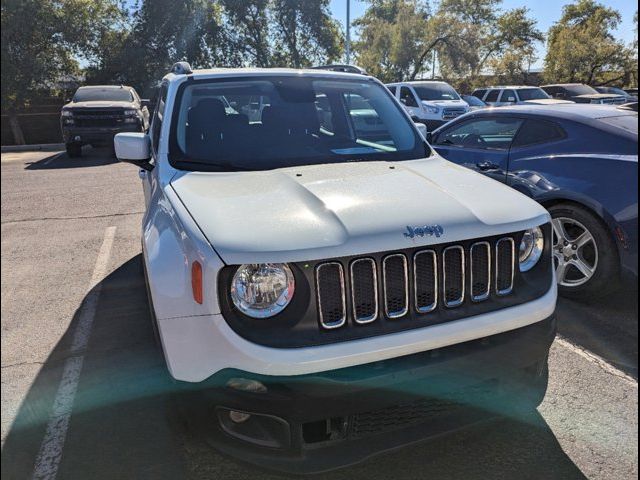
left=114, top=63, right=556, bottom=474
left=386, top=80, right=470, bottom=131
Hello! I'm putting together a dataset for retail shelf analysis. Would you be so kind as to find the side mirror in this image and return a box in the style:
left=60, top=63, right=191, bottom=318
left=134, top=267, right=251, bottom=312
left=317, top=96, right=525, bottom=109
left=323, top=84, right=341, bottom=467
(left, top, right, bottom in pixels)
left=114, top=133, right=153, bottom=171
left=141, top=99, right=151, bottom=108
left=414, top=121, right=428, bottom=139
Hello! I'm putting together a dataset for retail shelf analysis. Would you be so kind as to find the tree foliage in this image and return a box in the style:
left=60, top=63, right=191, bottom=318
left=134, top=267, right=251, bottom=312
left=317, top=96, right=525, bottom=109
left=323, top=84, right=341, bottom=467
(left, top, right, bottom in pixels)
left=353, top=0, right=543, bottom=88
left=544, top=0, right=634, bottom=85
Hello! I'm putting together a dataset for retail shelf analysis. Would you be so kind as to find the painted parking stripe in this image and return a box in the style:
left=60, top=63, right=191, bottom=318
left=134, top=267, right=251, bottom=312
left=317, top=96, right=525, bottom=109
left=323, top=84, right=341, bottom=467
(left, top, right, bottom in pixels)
left=556, top=336, right=638, bottom=388
left=32, top=226, right=116, bottom=480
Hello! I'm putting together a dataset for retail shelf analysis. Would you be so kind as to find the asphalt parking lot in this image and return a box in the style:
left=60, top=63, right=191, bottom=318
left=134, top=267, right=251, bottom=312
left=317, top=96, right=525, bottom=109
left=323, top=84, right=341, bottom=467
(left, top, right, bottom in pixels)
left=1, top=148, right=637, bottom=480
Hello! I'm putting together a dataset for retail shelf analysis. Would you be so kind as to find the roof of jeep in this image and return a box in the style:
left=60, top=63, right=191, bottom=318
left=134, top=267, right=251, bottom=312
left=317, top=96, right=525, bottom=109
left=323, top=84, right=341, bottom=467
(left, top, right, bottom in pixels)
left=163, top=67, right=373, bottom=83
left=76, top=85, right=134, bottom=90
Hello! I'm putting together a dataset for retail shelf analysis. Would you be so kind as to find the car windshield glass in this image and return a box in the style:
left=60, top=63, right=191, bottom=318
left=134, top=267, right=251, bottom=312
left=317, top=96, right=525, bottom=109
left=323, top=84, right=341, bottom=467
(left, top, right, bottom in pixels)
left=73, top=88, right=133, bottom=102
left=605, top=87, right=627, bottom=96
left=563, top=85, right=599, bottom=96
left=413, top=84, right=460, bottom=101
left=463, top=95, right=485, bottom=107
left=517, top=88, right=550, bottom=101
left=170, top=76, right=428, bottom=171
left=597, top=115, right=639, bottom=134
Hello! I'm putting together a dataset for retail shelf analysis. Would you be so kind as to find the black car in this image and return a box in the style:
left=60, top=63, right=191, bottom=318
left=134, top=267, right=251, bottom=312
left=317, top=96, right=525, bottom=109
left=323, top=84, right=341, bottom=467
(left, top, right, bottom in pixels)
left=595, top=86, right=638, bottom=102
left=541, top=84, right=626, bottom=105
left=60, top=85, right=151, bottom=157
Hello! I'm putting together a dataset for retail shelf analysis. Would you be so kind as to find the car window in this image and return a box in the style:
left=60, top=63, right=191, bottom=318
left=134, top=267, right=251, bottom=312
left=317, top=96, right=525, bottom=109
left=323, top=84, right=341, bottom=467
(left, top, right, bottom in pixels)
left=169, top=77, right=428, bottom=171
left=512, top=119, right=566, bottom=147
left=399, top=87, right=418, bottom=107
left=485, top=90, right=500, bottom=102
left=434, top=117, right=523, bottom=150
left=73, top=87, right=133, bottom=102
left=472, top=89, right=487, bottom=99
left=517, top=88, right=550, bottom=101
left=500, top=90, right=516, bottom=103
left=386, top=85, right=397, bottom=96
left=151, top=84, right=168, bottom=154
left=463, top=95, right=486, bottom=107
left=413, top=84, right=460, bottom=101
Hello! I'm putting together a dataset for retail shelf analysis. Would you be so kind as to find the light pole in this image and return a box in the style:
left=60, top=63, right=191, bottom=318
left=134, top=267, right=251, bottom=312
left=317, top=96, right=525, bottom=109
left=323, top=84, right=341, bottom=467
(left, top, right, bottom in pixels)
left=345, top=0, right=351, bottom=65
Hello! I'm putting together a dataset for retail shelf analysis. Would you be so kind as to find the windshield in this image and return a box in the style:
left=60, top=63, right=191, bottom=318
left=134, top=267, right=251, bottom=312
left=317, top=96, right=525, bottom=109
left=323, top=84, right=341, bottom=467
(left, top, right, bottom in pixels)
left=73, top=87, right=133, bottom=102
left=169, top=76, right=428, bottom=171
left=517, top=88, right=550, bottom=101
left=563, top=84, right=599, bottom=96
left=463, top=95, right=485, bottom=107
left=413, top=84, right=460, bottom=101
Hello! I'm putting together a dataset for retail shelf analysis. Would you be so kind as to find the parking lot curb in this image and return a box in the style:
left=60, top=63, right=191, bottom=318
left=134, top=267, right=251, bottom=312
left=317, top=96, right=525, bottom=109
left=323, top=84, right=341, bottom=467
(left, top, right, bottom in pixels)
left=1, top=143, right=64, bottom=153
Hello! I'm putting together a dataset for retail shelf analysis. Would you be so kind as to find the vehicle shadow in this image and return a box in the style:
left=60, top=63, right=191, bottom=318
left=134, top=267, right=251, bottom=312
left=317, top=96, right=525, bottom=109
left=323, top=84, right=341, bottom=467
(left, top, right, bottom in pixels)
left=24, top=146, right=117, bottom=170
left=555, top=281, right=638, bottom=379
left=1, top=255, right=586, bottom=480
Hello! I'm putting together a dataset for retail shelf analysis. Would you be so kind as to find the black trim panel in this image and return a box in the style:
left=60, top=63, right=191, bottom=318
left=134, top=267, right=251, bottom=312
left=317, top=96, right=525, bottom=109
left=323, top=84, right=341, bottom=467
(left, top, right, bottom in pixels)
left=217, top=224, right=553, bottom=348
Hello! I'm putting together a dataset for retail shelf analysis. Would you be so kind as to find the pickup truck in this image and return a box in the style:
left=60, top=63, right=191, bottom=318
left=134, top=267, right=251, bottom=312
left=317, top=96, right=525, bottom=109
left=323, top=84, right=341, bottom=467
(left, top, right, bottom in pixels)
left=60, top=85, right=150, bottom=157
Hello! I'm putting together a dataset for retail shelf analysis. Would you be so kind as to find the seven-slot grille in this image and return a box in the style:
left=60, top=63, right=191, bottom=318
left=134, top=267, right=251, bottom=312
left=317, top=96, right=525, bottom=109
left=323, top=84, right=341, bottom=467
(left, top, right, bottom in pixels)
left=72, top=108, right=126, bottom=128
left=315, top=236, right=516, bottom=329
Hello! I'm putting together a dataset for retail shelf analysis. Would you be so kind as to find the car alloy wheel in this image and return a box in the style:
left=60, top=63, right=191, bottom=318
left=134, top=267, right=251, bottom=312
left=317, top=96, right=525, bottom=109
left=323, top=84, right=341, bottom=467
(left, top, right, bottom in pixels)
left=551, top=217, right=598, bottom=287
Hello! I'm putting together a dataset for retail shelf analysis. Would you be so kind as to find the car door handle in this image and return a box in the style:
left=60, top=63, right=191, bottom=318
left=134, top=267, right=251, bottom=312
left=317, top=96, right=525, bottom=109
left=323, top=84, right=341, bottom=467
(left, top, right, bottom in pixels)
left=476, top=161, right=499, bottom=171
left=138, top=169, right=147, bottom=179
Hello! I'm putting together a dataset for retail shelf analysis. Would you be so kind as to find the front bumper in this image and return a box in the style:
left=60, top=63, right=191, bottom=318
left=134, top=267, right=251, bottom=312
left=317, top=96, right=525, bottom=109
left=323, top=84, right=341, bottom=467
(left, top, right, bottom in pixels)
left=176, top=314, right=556, bottom=474
left=62, top=124, right=142, bottom=144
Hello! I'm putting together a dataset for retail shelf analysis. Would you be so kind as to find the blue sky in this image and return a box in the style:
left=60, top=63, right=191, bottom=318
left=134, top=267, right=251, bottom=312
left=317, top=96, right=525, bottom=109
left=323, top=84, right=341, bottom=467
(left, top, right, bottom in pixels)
left=328, top=0, right=638, bottom=69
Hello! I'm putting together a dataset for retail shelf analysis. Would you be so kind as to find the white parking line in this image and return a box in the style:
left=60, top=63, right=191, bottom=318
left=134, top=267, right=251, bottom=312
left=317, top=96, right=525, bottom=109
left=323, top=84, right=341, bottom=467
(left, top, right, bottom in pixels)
left=556, top=336, right=638, bottom=388
left=32, top=226, right=116, bottom=480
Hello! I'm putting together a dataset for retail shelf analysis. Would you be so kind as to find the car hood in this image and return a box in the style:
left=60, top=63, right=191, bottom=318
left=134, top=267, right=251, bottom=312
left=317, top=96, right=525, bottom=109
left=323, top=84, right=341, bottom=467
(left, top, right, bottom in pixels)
left=170, top=157, right=549, bottom=264
left=421, top=99, right=467, bottom=108
left=63, top=100, right=135, bottom=109
left=521, top=99, right=574, bottom=105
left=573, top=93, right=623, bottom=100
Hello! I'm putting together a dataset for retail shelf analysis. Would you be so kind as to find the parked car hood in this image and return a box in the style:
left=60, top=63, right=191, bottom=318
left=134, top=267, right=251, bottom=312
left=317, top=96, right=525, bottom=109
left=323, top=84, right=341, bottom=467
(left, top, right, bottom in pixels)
left=170, top=156, right=549, bottom=264
left=421, top=99, right=468, bottom=108
left=522, top=99, right=574, bottom=105
left=573, top=93, right=623, bottom=100
left=63, top=100, right=135, bottom=109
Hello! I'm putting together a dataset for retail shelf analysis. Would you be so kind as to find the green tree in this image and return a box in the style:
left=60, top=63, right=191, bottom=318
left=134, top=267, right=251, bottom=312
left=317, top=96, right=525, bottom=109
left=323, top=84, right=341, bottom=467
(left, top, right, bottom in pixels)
left=270, top=0, right=342, bottom=68
left=544, top=0, right=631, bottom=85
left=1, top=0, right=124, bottom=143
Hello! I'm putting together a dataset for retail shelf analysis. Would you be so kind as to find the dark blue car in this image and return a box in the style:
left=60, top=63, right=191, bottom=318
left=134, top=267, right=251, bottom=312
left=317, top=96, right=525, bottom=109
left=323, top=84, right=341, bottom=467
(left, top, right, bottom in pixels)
left=430, top=104, right=638, bottom=299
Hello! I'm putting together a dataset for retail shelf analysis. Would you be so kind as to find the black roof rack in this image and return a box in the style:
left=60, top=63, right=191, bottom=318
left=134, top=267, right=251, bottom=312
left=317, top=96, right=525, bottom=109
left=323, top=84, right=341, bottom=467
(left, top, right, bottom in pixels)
left=171, top=61, right=193, bottom=75
left=310, top=64, right=368, bottom=75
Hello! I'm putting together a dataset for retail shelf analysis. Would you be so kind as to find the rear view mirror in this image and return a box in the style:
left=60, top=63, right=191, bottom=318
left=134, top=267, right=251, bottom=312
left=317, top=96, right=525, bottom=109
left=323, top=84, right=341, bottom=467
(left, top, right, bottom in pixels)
left=114, top=132, right=153, bottom=170
left=507, top=97, right=516, bottom=102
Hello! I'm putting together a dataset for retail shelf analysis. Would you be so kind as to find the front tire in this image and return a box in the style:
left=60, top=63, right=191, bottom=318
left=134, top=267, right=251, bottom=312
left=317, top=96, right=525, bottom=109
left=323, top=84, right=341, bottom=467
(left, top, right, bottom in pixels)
left=548, top=203, right=620, bottom=300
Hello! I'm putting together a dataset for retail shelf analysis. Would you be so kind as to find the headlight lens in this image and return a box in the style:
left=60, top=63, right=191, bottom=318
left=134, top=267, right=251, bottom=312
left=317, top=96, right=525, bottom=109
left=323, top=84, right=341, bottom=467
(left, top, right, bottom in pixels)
left=424, top=105, right=439, bottom=114
left=519, top=227, right=544, bottom=272
left=124, top=109, right=138, bottom=116
left=231, top=263, right=295, bottom=318
left=61, top=110, right=73, bottom=117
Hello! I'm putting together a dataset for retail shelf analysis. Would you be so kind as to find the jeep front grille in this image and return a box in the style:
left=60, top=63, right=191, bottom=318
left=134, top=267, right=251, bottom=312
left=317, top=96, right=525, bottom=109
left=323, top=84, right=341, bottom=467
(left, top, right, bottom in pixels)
left=315, top=236, right=517, bottom=329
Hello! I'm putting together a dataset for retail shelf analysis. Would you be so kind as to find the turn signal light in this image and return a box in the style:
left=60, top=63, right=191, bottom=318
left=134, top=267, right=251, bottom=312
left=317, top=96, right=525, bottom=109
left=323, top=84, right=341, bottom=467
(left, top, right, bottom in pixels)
left=192, top=261, right=203, bottom=304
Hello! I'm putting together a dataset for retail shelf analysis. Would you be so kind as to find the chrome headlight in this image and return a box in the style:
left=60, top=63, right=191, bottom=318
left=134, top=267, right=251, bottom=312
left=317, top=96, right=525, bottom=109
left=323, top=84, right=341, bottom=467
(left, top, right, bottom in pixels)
left=519, top=227, right=544, bottom=272
left=230, top=264, right=295, bottom=318
left=61, top=110, right=73, bottom=117
left=424, top=105, right=439, bottom=114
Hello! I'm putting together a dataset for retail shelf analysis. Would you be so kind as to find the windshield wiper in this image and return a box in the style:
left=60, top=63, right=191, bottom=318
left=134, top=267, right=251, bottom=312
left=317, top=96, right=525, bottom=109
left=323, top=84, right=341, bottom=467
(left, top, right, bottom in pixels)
left=175, top=159, right=253, bottom=172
